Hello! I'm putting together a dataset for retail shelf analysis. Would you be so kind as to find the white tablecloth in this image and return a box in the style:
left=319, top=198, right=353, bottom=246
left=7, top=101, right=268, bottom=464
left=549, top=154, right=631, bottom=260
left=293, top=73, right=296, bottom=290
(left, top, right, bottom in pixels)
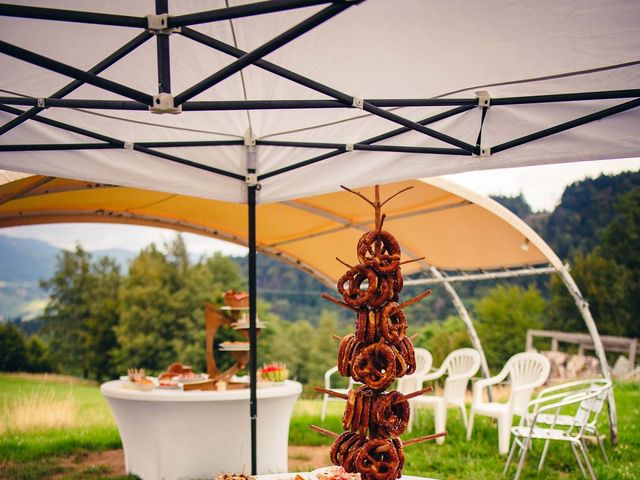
left=101, top=380, right=302, bottom=480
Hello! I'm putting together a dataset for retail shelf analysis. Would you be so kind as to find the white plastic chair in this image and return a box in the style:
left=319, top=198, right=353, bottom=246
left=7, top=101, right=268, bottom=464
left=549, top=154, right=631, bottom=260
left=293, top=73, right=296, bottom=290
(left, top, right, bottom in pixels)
left=504, top=379, right=611, bottom=480
left=320, top=365, right=356, bottom=420
left=467, top=352, right=550, bottom=454
left=408, top=348, right=481, bottom=444
left=396, top=348, right=433, bottom=430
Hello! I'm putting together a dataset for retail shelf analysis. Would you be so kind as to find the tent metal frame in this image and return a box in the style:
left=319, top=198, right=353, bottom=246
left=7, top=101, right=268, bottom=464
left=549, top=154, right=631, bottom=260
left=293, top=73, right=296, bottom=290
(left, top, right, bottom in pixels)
left=0, top=0, right=629, bottom=470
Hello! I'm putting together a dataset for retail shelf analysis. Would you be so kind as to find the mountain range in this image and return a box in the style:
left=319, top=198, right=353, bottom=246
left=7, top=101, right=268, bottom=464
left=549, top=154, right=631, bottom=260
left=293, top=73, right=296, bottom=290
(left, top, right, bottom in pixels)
left=0, top=235, right=137, bottom=320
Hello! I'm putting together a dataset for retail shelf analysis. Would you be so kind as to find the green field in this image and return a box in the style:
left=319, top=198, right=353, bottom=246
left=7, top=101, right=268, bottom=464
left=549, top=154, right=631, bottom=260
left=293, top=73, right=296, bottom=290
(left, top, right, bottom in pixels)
left=1, top=374, right=639, bottom=480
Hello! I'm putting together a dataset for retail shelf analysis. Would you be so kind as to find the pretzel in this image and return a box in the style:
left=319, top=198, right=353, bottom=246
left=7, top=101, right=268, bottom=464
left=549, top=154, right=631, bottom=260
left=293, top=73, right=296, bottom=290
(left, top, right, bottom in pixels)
left=379, top=302, right=407, bottom=345
left=357, top=230, right=402, bottom=274
left=355, top=309, right=368, bottom=342
left=338, top=432, right=362, bottom=467
left=352, top=340, right=396, bottom=391
left=355, top=438, right=400, bottom=480
left=392, top=438, right=404, bottom=479
left=400, top=336, right=416, bottom=375
left=367, top=274, right=393, bottom=308
left=338, top=265, right=379, bottom=307
left=373, top=391, right=410, bottom=437
left=342, top=388, right=357, bottom=431
left=390, top=268, right=403, bottom=302
left=391, top=345, right=408, bottom=378
left=337, top=334, right=355, bottom=377
left=344, top=436, right=367, bottom=472
left=330, top=432, right=351, bottom=465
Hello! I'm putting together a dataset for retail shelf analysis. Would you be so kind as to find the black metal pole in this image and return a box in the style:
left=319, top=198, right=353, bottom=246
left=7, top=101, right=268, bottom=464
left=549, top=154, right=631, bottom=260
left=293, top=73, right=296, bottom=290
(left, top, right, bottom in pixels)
left=174, top=1, right=357, bottom=105
left=247, top=181, right=258, bottom=475
left=0, top=31, right=152, bottom=137
left=156, top=0, right=171, bottom=94
left=0, top=3, right=146, bottom=27
left=0, top=40, right=154, bottom=105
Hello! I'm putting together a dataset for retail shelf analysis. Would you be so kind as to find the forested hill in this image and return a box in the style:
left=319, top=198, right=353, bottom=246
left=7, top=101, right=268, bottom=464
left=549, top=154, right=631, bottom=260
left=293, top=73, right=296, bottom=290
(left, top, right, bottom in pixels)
left=543, top=171, right=640, bottom=259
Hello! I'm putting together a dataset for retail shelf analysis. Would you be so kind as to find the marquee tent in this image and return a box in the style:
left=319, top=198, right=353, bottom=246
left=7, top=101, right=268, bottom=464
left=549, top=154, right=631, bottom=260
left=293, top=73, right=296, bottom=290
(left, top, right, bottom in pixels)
left=0, top=174, right=621, bottom=444
left=1, top=0, right=639, bottom=471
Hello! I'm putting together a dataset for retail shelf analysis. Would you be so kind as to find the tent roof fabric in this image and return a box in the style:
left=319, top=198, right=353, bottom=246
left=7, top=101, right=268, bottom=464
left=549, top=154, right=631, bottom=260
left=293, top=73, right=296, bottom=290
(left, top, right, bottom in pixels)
left=0, top=175, right=557, bottom=285
left=0, top=0, right=639, bottom=203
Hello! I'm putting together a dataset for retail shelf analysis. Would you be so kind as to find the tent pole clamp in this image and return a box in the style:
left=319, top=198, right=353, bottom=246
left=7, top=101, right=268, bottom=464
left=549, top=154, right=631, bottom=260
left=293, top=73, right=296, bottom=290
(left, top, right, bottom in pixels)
left=146, top=14, right=180, bottom=35
left=476, top=90, right=491, bottom=108
left=37, top=98, right=46, bottom=108
left=352, top=97, right=364, bottom=109
left=345, top=144, right=354, bottom=151
left=123, top=141, right=134, bottom=150
left=150, top=93, right=181, bottom=114
left=245, top=133, right=260, bottom=189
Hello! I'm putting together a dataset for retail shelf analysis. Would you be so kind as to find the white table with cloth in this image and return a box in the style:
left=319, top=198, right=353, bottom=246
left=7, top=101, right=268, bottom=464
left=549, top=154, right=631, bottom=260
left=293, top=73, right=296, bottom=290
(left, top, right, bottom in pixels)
left=101, top=380, right=302, bottom=480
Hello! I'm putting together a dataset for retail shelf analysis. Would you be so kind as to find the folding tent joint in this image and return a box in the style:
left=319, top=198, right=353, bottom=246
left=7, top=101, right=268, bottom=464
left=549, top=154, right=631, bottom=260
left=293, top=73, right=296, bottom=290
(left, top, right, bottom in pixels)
left=476, top=90, right=491, bottom=108
left=123, top=141, right=134, bottom=150
left=150, top=93, right=181, bottom=114
left=146, top=14, right=179, bottom=34
left=473, top=146, right=491, bottom=157
left=352, top=96, right=364, bottom=109
left=345, top=143, right=354, bottom=151
left=37, top=98, right=46, bottom=108
left=245, top=173, right=260, bottom=188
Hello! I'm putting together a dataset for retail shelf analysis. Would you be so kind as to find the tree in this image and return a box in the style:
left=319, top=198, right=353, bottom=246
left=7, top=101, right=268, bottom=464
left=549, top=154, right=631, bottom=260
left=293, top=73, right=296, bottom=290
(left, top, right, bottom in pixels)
left=114, top=235, right=242, bottom=374
left=0, top=322, right=28, bottom=371
left=25, top=335, right=53, bottom=372
left=40, top=246, right=93, bottom=376
left=548, top=252, right=631, bottom=337
left=475, top=284, right=545, bottom=370
left=415, top=316, right=472, bottom=367
left=600, top=189, right=640, bottom=337
left=39, top=246, right=121, bottom=379
left=85, top=256, right=122, bottom=380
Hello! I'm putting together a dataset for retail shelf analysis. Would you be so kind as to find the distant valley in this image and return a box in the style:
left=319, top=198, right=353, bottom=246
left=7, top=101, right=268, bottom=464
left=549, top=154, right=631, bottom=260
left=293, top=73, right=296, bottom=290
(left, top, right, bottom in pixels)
left=0, top=235, right=136, bottom=320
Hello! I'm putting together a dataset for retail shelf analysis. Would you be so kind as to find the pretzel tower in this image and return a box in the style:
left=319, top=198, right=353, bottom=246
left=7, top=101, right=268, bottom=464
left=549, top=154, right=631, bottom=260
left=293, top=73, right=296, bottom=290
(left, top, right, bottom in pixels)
left=312, top=185, right=445, bottom=480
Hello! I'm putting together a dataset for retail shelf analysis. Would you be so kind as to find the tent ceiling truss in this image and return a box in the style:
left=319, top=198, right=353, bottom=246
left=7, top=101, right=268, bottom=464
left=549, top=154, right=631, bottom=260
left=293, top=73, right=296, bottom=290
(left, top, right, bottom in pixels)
left=1, top=0, right=639, bottom=182
left=405, top=265, right=557, bottom=285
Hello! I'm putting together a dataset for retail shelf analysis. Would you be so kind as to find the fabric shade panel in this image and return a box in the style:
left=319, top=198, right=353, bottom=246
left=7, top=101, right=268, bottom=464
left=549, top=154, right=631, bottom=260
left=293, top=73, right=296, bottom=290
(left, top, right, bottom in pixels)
left=0, top=0, right=639, bottom=204
left=0, top=175, right=552, bottom=285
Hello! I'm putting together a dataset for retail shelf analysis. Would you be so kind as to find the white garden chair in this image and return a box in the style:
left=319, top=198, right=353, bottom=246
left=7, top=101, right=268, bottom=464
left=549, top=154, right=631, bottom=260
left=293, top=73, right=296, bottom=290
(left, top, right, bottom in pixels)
left=504, top=379, right=611, bottom=480
left=466, top=352, right=550, bottom=454
left=525, top=378, right=612, bottom=467
left=320, top=365, right=356, bottom=420
left=396, top=348, right=433, bottom=430
left=407, top=348, right=480, bottom=443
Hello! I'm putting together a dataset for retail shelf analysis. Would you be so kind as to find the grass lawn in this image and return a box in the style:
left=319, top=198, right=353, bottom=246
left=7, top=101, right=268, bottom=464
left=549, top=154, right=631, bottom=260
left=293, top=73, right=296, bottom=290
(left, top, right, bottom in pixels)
left=1, top=374, right=639, bottom=479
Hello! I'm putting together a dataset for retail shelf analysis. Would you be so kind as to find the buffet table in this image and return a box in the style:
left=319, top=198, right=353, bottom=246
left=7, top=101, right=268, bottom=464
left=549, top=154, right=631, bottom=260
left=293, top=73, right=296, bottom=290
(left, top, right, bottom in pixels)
left=101, top=380, right=302, bottom=480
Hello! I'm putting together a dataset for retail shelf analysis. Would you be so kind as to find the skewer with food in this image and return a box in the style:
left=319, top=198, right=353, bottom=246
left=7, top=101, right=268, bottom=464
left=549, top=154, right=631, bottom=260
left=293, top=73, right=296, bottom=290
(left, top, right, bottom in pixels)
left=314, top=185, right=446, bottom=480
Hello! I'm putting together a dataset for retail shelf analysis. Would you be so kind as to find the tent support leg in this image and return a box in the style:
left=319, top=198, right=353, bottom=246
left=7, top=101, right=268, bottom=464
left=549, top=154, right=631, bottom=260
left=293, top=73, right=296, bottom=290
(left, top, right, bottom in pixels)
left=155, top=0, right=171, bottom=94
left=429, top=266, right=493, bottom=401
left=248, top=182, right=258, bottom=474
left=556, top=267, right=618, bottom=445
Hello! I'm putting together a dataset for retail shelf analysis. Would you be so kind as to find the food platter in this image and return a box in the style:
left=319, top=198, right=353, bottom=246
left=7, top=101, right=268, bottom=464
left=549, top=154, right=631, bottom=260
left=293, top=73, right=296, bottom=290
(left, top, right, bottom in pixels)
left=309, top=466, right=362, bottom=480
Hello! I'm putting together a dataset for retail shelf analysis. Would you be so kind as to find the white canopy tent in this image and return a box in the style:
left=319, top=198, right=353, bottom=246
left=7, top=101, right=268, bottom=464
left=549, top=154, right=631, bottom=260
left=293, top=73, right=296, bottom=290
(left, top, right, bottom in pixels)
left=1, top=0, right=638, bottom=470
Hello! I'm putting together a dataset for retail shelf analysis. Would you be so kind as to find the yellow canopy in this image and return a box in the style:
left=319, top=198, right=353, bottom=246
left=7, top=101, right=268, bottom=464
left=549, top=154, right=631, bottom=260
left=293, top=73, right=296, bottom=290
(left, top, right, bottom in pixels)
left=0, top=175, right=557, bottom=286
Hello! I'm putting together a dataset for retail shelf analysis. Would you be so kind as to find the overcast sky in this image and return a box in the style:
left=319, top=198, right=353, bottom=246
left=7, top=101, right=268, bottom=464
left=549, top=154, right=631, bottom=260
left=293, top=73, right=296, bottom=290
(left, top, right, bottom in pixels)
left=1, top=157, right=638, bottom=257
